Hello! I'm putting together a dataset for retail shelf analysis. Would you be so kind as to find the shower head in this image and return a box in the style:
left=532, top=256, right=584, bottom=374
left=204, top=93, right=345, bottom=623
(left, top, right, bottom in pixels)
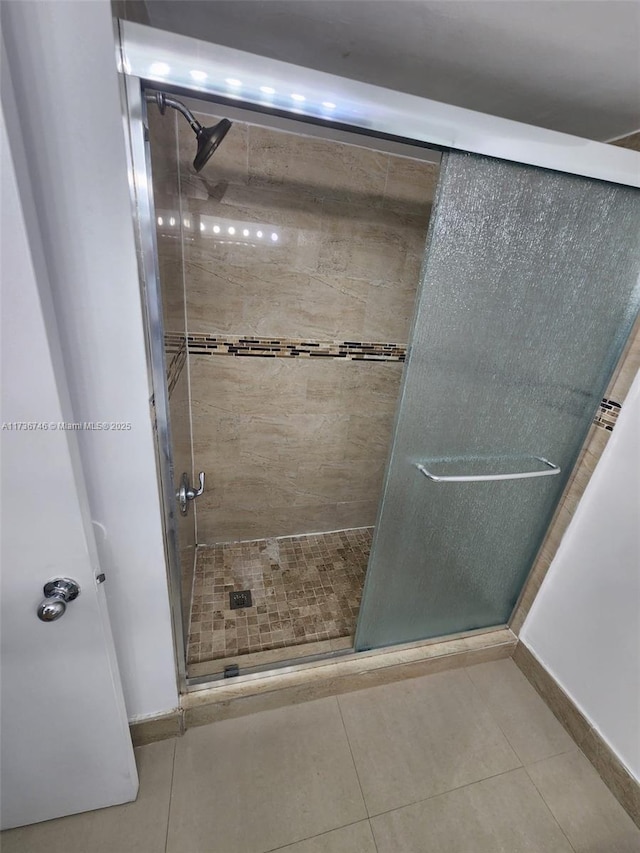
left=146, top=91, right=232, bottom=172
left=194, top=119, right=232, bottom=172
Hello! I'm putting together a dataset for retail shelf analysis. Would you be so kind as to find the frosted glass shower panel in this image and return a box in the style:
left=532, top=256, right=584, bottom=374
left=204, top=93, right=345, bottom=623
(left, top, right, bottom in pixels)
left=355, top=151, right=640, bottom=651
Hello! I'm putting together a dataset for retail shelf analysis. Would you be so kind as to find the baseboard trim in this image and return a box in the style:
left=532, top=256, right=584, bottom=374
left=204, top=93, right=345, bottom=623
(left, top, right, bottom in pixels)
left=129, top=710, right=184, bottom=747
left=182, top=628, right=516, bottom=729
left=513, top=641, right=640, bottom=828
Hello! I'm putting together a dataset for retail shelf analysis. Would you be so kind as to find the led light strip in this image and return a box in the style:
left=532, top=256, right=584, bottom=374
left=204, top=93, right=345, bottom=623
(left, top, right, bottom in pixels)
left=118, top=20, right=640, bottom=189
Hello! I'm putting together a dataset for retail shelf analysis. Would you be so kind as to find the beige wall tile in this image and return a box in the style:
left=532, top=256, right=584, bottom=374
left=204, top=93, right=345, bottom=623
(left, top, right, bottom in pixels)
left=248, top=125, right=389, bottom=204
left=151, top=114, right=434, bottom=544
left=383, top=155, right=439, bottom=216
left=147, top=108, right=179, bottom=209
left=335, top=500, right=380, bottom=528
left=169, top=364, right=196, bottom=624
left=156, top=238, right=185, bottom=335
left=189, top=357, right=401, bottom=541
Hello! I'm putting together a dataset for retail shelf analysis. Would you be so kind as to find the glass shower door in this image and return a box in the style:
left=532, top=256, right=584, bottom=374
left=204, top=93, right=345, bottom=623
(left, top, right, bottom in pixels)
left=355, top=151, right=640, bottom=651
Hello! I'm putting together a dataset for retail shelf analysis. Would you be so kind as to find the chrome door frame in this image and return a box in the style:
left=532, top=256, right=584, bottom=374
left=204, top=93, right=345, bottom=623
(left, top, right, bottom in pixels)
left=118, top=63, right=188, bottom=693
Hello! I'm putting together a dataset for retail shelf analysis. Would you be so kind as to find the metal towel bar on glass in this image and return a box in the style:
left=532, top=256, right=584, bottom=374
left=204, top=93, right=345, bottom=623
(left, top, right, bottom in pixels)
left=416, top=456, right=560, bottom=483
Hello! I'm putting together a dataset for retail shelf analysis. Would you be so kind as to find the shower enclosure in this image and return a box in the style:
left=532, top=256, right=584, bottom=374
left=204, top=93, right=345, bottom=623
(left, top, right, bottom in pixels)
left=118, top=21, right=640, bottom=692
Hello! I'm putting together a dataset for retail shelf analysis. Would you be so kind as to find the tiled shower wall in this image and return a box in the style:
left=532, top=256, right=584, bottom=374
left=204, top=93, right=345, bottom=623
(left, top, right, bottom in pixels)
left=149, top=107, right=438, bottom=543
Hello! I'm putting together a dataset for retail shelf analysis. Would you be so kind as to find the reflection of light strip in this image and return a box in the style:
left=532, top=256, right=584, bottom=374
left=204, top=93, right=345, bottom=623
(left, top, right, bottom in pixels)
left=190, top=69, right=207, bottom=82
left=158, top=212, right=281, bottom=243
left=290, top=93, right=305, bottom=102
left=149, top=61, right=170, bottom=76
left=260, top=86, right=275, bottom=95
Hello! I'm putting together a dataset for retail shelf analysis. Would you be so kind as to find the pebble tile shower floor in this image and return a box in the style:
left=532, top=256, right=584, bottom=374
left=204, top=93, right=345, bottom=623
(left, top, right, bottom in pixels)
left=187, top=528, right=372, bottom=665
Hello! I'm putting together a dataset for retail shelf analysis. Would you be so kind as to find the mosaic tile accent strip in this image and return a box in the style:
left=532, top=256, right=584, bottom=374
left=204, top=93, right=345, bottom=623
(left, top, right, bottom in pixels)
left=594, top=397, right=621, bottom=432
left=165, top=332, right=187, bottom=398
left=187, top=528, right=372, bottom=664
left=188, top=333, right=406, bottom=362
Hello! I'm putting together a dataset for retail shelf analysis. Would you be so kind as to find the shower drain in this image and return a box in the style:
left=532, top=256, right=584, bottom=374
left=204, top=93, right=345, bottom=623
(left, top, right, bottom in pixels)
left=230, top=589, right=253, bottom=609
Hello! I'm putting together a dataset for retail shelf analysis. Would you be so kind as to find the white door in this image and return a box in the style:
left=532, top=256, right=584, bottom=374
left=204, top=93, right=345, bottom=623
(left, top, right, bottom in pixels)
left=0, top=102, right=138, bottom=829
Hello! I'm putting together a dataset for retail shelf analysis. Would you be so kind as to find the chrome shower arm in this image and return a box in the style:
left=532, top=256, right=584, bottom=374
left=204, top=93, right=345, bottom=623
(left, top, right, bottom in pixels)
left=145, top=91, right=202, bottom=135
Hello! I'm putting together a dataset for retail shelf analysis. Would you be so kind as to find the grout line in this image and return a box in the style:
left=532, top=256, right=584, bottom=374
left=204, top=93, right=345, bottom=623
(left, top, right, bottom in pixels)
left=198, top=525, right=373, bottom=548
left=365, top=765, right=522, bottom=820
left=163, top=739, right=178, bottom=853
left=522, top=762, right=579, bottom=853
left=261, top=818, right=370, bottom=853
left=523, top=747, right=580, bottom=769
left=335, top=696, right=372, bottom=820
left=462, top=664, right=581, bottom=771
left=368, top=817, right=381, bottom=853
left=459, top=665, right=524, bottom=768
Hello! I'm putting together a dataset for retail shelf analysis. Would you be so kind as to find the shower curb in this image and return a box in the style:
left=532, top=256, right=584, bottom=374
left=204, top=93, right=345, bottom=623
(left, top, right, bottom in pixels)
left=180, top=628, right=516, bottom=728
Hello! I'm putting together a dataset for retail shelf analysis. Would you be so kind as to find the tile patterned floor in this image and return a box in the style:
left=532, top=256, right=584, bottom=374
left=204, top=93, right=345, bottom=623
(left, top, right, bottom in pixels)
left=5, top=660, right=639, bottom=853
left=187, top=528, right=372, bottom=665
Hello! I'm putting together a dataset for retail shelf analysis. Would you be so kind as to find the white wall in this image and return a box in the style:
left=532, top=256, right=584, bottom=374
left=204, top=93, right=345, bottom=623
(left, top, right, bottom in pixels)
left=522, top=370, right=640, bottom=781
left=1, top=0, right=178, bottom=720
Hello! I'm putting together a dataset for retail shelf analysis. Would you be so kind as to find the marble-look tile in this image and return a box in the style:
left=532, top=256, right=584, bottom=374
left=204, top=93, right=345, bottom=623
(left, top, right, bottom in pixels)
left=383, top=155, right=439, bottom=216
left=371, top=768, right=574, bottom=853
left=273, top=822, right=377, bottom=853
left=248, top=125, right=389, bottom=205
left=527, top=750, right=640, bottom=851
left=335, top=500, right=380, bottom=529
left=195, top=501, right=343, bottom=545
left=189, top=358, right=401, bottom=540
left=169, top=366, right=196, bottom=623
left=362, top=279, right=419, bottom=342
left=190, top=356, right=306, bottom=415
left=345, top=413, right=396, bottom=459
left=466, top=659, right=575, bottom=764
left=0, top=741, right=175, bottom=853
left=147, top=107, right=179, bottom=208
left=185, top=258, right=369, bottom=339
left=156, top=237, right=185, bottom=335
left=338, top=668, right=520, bottom=815
left=166, top=698, right=367, bottom=853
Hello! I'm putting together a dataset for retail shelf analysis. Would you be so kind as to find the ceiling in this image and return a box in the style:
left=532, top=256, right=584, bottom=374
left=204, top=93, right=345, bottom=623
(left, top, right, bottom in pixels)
left=139, top=0, right=640, bottom=141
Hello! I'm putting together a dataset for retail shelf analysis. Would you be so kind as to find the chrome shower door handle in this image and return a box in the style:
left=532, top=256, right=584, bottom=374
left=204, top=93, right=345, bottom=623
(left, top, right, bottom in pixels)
left=416, top=456, right=560, bottom=483
left=191, top=471, right=205, bottom=498
left=176, top=471, right=205, bottom=515
left=37, top=578, right=80, bottom=622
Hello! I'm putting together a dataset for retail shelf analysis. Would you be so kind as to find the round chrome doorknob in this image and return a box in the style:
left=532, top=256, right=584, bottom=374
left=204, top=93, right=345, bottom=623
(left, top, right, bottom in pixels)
left=36, top=578, right=80, bottom=622
left=37, top=598, right=67, bottom=622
